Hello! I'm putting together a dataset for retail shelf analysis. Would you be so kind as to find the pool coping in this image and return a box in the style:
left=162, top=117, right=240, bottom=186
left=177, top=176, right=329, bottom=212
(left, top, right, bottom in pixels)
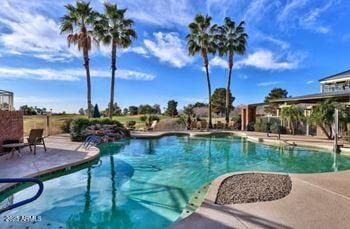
left=131, top=130, right=350, bottom=156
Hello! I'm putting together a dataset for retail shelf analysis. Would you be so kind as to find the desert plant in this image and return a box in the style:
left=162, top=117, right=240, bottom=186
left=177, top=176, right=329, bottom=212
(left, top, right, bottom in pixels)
left=140, top=115, right=159, bottom=127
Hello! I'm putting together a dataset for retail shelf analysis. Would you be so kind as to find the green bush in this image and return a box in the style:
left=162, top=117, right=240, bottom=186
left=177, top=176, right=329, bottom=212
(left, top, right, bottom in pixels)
left=246, top=121, right=255, bottom=131
left=70, top=118, right=123, bottom=141
left=70, top=118, right=91, bottom=141
left=140, top=115, right=160, bottom=127
left=126, top=120, right=136, bottom=129
left=231, top=115, right=241, bottom=130
left=61, top=119, right=73, bottom=133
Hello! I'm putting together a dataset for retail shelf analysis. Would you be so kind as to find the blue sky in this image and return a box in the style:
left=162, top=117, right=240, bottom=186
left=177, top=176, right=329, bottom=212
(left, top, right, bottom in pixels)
left=0, top=0, right=350, bottom=113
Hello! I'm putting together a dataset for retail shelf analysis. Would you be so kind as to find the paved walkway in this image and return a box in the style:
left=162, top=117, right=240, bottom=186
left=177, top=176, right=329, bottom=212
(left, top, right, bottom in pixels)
left=173, top=170, right=350, bottom=229
left=0, top=134, right=99, bottom=192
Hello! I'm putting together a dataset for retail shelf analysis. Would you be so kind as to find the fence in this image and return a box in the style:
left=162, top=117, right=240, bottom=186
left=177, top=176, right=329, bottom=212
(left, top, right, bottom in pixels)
left=23, top=115, right=78, bottom=136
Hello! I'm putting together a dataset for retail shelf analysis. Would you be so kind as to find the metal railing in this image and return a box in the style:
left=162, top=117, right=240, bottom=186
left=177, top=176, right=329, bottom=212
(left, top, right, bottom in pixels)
left=0, top=178, right=44, bottom=214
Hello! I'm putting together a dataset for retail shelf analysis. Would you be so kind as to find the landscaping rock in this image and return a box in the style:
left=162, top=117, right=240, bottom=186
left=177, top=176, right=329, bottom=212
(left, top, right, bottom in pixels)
left=215, top=173, right=292, bottom=205
left=84, top=124, right=130, bottom=143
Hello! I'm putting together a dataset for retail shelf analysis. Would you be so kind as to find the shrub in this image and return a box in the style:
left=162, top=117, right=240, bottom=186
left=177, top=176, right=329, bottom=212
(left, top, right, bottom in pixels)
left=70, top=118, right=90, bottom=141
left=271, top=124, right=287, bottom=134
left=246, top=121, right=255, bottom=131
left=231, top=115, right=241, bottom=130
left=70, top=118, right=123, bottom=141
left=126, top=120, right=136, bottom=129
left=61, top=119, right=73, bottom=133
left=140, top=115, right=160, bottom=127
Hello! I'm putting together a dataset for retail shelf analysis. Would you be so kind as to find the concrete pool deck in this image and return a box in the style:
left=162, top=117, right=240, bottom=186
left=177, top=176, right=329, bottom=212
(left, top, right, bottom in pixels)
left=173, top=170, right=350, bottom=229
left=0, top=134, right=99, bottom=192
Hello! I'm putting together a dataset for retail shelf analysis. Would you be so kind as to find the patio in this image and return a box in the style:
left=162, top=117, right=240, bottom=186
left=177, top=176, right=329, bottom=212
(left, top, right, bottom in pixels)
left=0, top=134, right=99, bottom=192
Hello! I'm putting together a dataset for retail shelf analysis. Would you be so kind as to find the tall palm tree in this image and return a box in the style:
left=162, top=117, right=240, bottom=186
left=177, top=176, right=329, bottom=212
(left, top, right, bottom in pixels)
left=218, top=18, right=248, bottom=127
left=186, top=14, right=218, bottom=129
left=60, top=1, right=99, bottom=118
left=95, top=3, right=136, bottom=118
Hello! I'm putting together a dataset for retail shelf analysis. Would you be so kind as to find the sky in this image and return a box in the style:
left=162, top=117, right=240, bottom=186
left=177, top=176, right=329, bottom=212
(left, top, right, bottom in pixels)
left=0, top=0, right=350, bottom=113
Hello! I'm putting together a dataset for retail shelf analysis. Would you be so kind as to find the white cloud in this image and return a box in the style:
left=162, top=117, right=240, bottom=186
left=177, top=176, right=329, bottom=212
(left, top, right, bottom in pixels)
left=306, top=80, right=314, bottom=84
left=128, top=47, right=148, bottom=55
left=144, top=32, right=192, bottom=68
left=0, top=0, right=80, bottom=62
left=236, top=50, right=301, bottom=70
left=278, top=0, right=308, bottom=22
left=277, top=0, right=338, bottom=34
left=238, top=74, right=248, bottom=80
left=119, top=0, right=193, bottom=27
left=0, top=67, right=155, bottom=81
left=257, top=81, right=279, bottom=87
left=210, top=56, right=227, bottom=69
left=298, top=1, right=336, bottom=34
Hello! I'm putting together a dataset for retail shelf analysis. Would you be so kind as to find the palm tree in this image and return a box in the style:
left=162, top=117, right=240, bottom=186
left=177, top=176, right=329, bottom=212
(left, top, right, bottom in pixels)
left=280, top=105, right=304, bottom=135
left=186, top=14, right=218, bottom=129
left=95, top=3, right=136, bottom=118
left=60, top=1, right=99, bottom=118
left=218, top=18, right=248, bottom=127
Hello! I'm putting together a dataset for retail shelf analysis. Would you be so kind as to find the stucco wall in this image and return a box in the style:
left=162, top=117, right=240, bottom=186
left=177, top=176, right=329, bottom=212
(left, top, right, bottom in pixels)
left=0, top=110, right=23, bottom=152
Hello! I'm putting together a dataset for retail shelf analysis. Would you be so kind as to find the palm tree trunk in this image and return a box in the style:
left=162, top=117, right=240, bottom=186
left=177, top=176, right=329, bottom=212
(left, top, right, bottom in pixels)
left=225, top=55, right=233, bottom=128
left=202, top=49, right=212, bottom=129
left=83, top=47, right=92, bottom=118
left=205, top=65, right=213, bottom=129
left=109, top=42, right=117, bottom=118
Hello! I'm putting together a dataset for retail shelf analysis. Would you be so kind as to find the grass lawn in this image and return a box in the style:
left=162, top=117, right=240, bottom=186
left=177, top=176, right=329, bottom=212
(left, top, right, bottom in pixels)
left=23, top=114, right=168, bottom=136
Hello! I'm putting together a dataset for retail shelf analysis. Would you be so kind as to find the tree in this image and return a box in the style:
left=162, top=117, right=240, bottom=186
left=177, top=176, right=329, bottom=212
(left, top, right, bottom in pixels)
left=128, top=106, right=138, bottom=115
left=96, top=3, right=136, bottom=118
left=19, top=105, right=37, bottom=115
left=93, top=104, right=101, bottom=118
left=218, top=18, right=247, bottom=127
left=280, top=105, right=304, bottom=135
left=138, top=104, right=155, bottom=114
left=104, top=102, right=121, bottom=116
left=60, top=1, right=99, bottom=118
left=187, top=14, right=218, bottom=128
left=165, top=100, right=178, bottom=117
left=264, top=88, right=288, bottom=115
left=193, top=102, right=208, bottom=108
left=122, top=108, right=128, bottom=115
left=153, top=104, right=161, bottom=114
left=183, top=104, right=195, bottom=129
left=309, top=100, right=337, bottom=139
left=211, top=88, right=234, bottom=116
left=78, top=108, right=85, bottom=115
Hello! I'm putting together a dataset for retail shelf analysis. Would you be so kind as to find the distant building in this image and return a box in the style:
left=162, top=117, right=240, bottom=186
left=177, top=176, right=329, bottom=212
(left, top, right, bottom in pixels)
left=0, top=90, right=14, bottom=111
left=241, top=70, right=350, bottom=134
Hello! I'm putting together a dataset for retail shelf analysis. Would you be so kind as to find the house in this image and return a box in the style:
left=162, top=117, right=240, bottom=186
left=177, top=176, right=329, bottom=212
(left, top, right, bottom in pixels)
left=241, top=70, right=350, bottom=134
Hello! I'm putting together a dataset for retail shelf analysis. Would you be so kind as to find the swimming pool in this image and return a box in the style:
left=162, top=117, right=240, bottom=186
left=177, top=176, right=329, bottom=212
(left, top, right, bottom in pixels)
left=2, top=134, right=350, bottom=228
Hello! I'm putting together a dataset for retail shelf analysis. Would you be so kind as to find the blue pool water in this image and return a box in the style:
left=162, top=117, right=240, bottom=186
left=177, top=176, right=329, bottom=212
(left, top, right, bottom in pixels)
left=2, top=134, right=350, bottom=228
